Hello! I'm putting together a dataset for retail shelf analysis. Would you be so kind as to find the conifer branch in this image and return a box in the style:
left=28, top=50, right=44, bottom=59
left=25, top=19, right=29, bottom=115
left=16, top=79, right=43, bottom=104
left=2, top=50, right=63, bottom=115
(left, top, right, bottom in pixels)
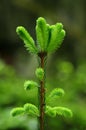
left=11, top=17, right=72, bottom=130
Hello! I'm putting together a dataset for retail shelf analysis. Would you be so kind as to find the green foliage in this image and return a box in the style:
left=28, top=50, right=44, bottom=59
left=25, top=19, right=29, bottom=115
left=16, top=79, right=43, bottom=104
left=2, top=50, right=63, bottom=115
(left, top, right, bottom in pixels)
left=16, top=26, right=38, bottom=53
left=36, top=17, right=50, bottom=52
left=1, top=58, right=86, bottom=129
left=24, top=103, right=39, bottom=116
left=16, top=17, right=65, bottom=54
left=46, top=87, right=72, bottom=118
left=45, top=106, right=72, bottom=118
left=35, top=67, right=44, bottom=80
left=35, top=17, right=66, bottom=53
left=45, top=106, right=56, bottom=117
left=11, top=17, right=72, bottom=130
left=47, top=88, right=65, bottom=101
left=11, top=107, right=25, bottom=117
left=24, top=80, right=38, bottom=90
left=47, top=23, right=66, bottom=52
left=0, top=57, right=86, bottom=130
left=11, top=103, right=40, bottom=117
left=54, top=106, right=73, bottom=117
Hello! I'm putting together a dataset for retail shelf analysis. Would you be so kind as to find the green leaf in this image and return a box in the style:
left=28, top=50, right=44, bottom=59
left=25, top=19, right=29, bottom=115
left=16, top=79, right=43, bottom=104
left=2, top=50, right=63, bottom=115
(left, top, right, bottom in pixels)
left=54, top=107, right=73, bottom=117
left=24, top=80, right=38, bottom=90
left=24, top=103, right=39, bottom=116
left=36, top=17, right=50, bottom=52
left=47, top=88, right=65, bottom=102
left=16, top=26, right=38, bottom=53
left=45, top=106, right=73, bottom=118
left=35, top=67, right=44, bottom=80
left=10, top=107, right=25, bottom=117
left=45, top=106, right=56, bottom=117
left=47, top=23, right=66, bottom=52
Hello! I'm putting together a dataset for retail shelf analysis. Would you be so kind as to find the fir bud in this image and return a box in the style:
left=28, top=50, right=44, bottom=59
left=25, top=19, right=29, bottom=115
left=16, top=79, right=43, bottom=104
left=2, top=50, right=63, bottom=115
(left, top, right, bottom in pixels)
left=35, top=68, right=44, bottom=80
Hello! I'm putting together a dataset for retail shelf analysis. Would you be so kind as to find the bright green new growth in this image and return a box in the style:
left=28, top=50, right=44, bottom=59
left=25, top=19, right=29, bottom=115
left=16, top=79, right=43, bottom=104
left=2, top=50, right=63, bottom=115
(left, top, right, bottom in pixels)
left=35, top=68, right=44, bottom=80
left=54, top=107, right=73, bottom=117
left=48, top=88, right=65, bottom=99
left=36, top=17, right=66, bottom=53
left=47, top=25, right=65, bottom=52
left=24, top=103, right=39, bottom=116
left=16, top=26, right=38, bottom=53
left=11, top=17, right=72, bottom=130
left=45, top=106, right=56, bottom=117
left=11, top=104, right=39, bottom=117
left=36, top=18, right=50, bottom=52
left=11, top=107, right=25, bottom=117
left=45, top=106, right=72, bottom=118
left=24, top=80, right=38, bottom=90
left=16, top=17, right=66, bottom=54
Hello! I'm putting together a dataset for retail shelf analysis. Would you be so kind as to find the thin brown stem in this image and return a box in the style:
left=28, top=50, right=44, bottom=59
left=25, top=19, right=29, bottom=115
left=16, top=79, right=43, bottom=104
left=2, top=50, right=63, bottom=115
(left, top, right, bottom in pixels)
left=38, top=52, right=47, bottom=130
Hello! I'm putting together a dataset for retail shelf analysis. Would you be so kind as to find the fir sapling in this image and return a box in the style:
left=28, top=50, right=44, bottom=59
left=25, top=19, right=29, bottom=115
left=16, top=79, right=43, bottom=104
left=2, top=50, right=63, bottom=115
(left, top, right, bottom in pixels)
left=11, top=17, right=73, bottom=130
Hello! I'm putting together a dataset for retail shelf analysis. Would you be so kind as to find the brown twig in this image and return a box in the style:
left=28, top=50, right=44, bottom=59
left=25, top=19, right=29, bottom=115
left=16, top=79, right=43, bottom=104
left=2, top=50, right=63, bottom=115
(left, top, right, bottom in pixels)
left=38, top=52, right=47, bottom=130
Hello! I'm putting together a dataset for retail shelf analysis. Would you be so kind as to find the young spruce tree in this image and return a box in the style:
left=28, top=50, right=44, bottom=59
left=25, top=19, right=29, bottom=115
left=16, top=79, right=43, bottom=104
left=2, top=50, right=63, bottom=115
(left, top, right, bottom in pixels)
left=11, top=17, right=73, bottom=130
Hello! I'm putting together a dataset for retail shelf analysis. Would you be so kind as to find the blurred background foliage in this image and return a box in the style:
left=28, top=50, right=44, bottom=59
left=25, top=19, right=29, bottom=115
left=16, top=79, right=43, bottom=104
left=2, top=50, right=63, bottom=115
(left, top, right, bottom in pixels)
left=0, top=0, right=86, bottom=130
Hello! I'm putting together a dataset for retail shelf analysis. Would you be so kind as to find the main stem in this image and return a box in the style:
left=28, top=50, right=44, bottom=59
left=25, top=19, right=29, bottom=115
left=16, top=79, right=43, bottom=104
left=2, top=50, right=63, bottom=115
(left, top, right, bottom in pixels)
left=38, top=52, right=47, bottom=130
